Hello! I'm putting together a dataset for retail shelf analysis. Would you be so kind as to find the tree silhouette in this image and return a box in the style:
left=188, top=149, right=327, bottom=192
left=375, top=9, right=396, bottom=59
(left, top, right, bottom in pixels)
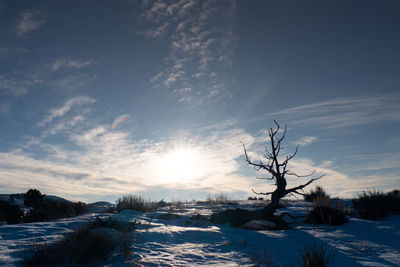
left=24, top=189, right=44, bottom=209
left=211, top=120, right=324, bottom=226
left=244, top=120, right=324, bottom=218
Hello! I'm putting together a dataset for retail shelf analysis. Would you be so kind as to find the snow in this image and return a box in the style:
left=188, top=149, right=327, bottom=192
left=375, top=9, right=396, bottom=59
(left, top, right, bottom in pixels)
left=1, top=201, right=399, bottom=266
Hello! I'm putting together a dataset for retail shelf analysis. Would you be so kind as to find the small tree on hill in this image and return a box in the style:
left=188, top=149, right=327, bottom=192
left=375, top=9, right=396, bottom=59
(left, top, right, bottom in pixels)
left=243, top=120, right=325, bottom=218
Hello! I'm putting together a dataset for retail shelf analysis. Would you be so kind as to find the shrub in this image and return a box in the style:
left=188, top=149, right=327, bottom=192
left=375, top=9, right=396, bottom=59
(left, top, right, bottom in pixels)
left=24, top=225, right=118, bottom=266
left=116, top=194, right=158, bottom=212
left=295, top=240, right=334, bottom=267
left=304, top=186, right=330, bottom=203
left=23, top=199, right=86, bottom=223
left=24, top=217, right=136, bottom=266
left=206, top=193, right=238, bottom=205
left=0, top=200, right=23, bottom=224
left=24, top=189, right=44, bottom=209
left=21, top=189, right=87, bottom=223
left=305, top=206, right=348, bottom=226
left=86, top=216, right=137, bottom=232
left=352, top=189, right=400, bottom=220
left=207, top=193, right=228, bottom=203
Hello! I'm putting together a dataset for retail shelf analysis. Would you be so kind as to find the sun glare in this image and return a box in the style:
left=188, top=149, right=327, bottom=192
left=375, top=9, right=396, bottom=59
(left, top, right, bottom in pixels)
left=159, top=148, right=199, bottom=183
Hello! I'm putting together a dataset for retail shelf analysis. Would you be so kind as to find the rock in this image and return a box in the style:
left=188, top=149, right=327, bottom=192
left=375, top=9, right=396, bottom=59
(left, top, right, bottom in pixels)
left=157, top=213, right=181, bottom=220
left=243, top=220, right=277, bottom=230
left=210, top=208, right=260, bottom=226
left=280, top=212, right=295, bottom=224
left=191, top=213, right=208, bottom=221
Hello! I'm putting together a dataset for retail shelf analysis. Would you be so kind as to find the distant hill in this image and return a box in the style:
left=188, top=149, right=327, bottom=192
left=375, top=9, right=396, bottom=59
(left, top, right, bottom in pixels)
left=44, top=195, right=72, bottom=203
left=0, top=193, right=79, bottom=204
left=86, top=201, right=114, bottom=213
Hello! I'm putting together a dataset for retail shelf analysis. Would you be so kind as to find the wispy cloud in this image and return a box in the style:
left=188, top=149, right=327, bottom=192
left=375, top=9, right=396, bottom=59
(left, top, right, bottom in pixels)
left=274, top=94, right=400, bottom=128
left=51, top=58, right=93, bottom=72
left=243, top=94, right=400, bottom=130
left=15, top=10, right=46, bottom=37
left=292, top=136, right=318, bottom=147
left=0, top=46, right=29, bottom=57
left=0, top=73, right=40, bottom=96
left=38, top=96, right=96, bottom=127
left=137, top=0, right=237, bottom=104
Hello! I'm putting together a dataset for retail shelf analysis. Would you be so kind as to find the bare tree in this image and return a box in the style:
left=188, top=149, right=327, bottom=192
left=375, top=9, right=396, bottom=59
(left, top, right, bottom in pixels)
left=211, top=120, right=324, bottom=226
left=244, top=120, right=324, bottom=218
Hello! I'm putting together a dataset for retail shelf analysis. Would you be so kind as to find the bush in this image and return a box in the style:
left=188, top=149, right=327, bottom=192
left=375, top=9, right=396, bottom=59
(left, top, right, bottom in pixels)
left=0, top=200, right=23, bottom=224
left=206, top=193, right=238, bottom=205
left=86, top=216, right=137, bottom=232
left=352, top=189, right=400, bottom=220
left=304, top=186, right=330, bottom=203
left=305, top=206, right=348, bottom=226
left=24, top=225, right=118, bottom=266
left=116, top=194, right=158, bottom=212
left=21, top=189, right=86, bottom=223
left=23, top=199, right=86, bottom=223
left=295, top=240, right=334, bottom=267
left=24, top=217, right=136, bottom=266
left=24, top=189, right=44, bottom=209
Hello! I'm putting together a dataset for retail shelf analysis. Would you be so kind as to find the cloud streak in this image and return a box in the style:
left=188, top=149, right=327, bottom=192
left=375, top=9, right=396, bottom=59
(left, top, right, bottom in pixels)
left=292, top=136, right=318, bottom=147
left=38, top=96, right=96, bottom=127
left=240, top=94, right=400, bottom=130
left=51, top=58, right=93, bottom=72
left=15, top=10, right=46, bottom=37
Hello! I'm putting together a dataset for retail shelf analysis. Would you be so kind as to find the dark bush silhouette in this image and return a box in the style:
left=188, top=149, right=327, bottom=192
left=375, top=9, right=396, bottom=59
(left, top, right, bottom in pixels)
left=24, top=217, right=136, bottom=266
left=24, top=225, right=117, bottom=266
left=86, top=216, right=137, bottom=232
left=23, top=199, right=86, bottom=223
left=116, top=194, right=158, bottom=212
left=304, top=186, right=330, bottom=202
left=305, top=206, right=348, bottom=226
left=352, top=189, right=400, bottom=220
left=24, top=189, right=44, bottom=209
left=296, top=240, right=334, bottom=267
left=1, top=189, right=86, bottom=224
left=0, top=200, right=23, bottom=224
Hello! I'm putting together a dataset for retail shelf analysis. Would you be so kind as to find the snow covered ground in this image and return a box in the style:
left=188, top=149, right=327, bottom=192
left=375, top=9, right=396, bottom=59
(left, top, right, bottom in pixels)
left=1, top=201, right=399, bottom=266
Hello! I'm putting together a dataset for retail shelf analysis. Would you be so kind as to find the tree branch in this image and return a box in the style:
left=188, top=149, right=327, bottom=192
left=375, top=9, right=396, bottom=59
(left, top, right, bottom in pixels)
left=252, top=188, right=274, bottom=195
left=285, top=170, right=316, bottom=178
left=285, top=174, right=326, bottom=195
left=243, top=143, right=277, bottom=177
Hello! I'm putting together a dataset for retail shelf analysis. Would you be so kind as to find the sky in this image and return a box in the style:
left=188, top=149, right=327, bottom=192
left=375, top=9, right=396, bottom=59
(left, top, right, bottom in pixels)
left=0, top=0, right=399, bottom=203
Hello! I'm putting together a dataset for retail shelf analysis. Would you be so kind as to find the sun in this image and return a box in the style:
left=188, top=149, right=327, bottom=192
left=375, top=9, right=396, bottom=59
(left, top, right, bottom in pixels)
left=159, top=147, right=199, bottom=183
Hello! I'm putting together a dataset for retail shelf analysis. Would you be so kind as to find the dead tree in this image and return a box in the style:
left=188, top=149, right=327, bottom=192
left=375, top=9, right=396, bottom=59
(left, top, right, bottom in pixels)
left=244, top=120, right=324, bottom=218
left=211, top=120, right=324, bottom=226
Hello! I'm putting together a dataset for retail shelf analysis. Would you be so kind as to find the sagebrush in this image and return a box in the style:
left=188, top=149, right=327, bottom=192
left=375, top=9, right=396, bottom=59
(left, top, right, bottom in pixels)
left=23, top=217, right=136, bottom=266
left=304, top=186, right=330, bottom=203
left=352, top=189, right=400, bottom=220
left=116, top=194, right=159, bottom=212
left=295, top=240, right=334, bottom=267
left=305, top=206, right=348, bottom=226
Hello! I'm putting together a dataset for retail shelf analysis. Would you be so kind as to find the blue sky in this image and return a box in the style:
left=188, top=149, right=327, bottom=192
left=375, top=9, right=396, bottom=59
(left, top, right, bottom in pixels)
left=1, top=0, right=399, bottom=203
